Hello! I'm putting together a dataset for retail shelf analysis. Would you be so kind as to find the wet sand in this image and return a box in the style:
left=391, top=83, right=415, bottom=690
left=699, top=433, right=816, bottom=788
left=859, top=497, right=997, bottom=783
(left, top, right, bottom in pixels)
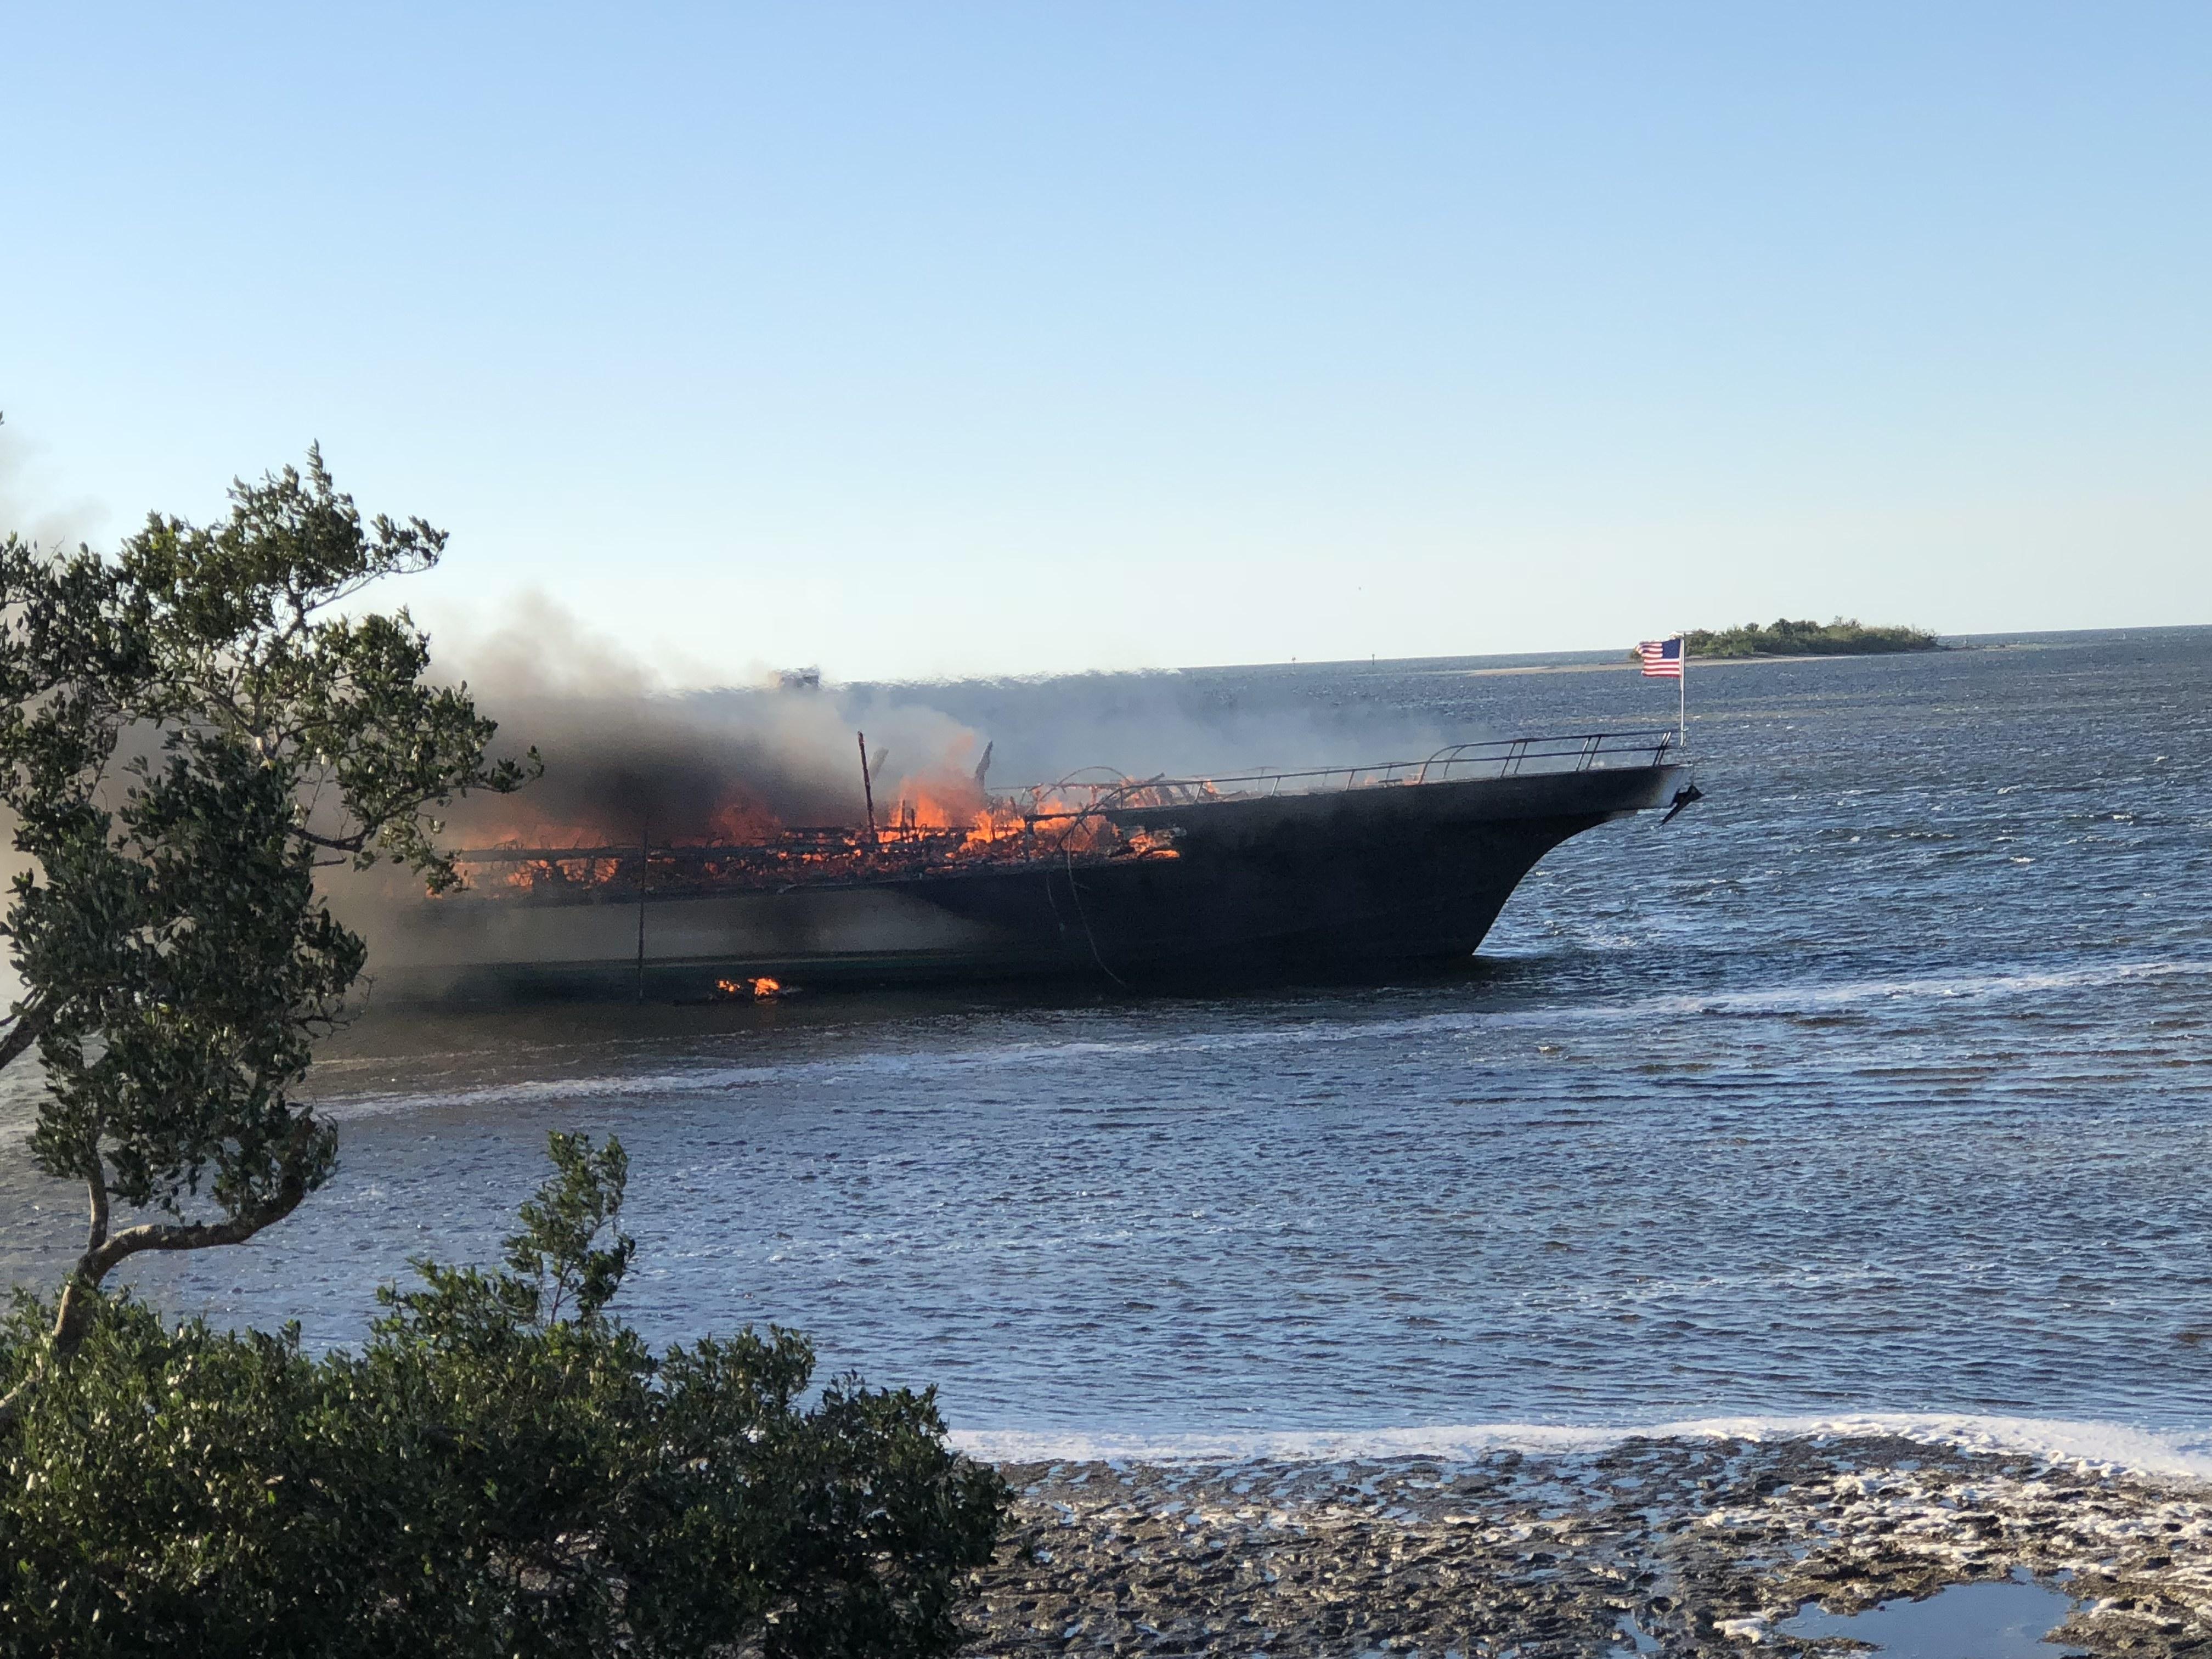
left=961, top=1435, right=2212, bottom=1656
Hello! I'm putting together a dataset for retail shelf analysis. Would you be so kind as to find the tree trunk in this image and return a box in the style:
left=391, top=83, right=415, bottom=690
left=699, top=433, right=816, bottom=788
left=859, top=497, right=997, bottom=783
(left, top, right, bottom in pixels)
left=1, top=1138, right=317, bottom=1429
left=48, top=1271, right=102, bottom=1361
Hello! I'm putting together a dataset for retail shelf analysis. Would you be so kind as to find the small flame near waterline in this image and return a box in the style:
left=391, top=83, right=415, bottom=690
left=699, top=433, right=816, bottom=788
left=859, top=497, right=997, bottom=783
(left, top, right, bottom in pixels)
left=714, top=976, right=785, bottom=1001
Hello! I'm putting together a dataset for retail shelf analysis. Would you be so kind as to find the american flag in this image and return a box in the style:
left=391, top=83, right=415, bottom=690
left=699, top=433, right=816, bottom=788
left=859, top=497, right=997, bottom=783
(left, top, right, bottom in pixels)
left=1639, top=637, right=1684, bottom=678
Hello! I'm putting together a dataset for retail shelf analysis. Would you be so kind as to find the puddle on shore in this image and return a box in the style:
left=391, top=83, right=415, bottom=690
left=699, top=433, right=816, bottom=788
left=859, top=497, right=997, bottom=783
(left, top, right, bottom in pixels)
left=1776, top=1574, right=2084, bottom=1656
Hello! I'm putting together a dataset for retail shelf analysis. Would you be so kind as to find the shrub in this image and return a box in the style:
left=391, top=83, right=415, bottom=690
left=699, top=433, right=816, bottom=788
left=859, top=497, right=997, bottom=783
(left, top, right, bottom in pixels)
left=0, top=1134, right=1006, bottom=1658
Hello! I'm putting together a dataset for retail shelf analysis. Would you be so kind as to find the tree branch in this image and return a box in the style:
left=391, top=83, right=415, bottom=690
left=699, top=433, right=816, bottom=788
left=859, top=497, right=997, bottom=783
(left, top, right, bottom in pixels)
left=40, top=1126, right=321, bottom=1375
left=80, top=1201, right=301, bottom=1280
left=0, top=1165, right=316, bottom=1430
left=296, top=827, right=370, bottom=854
left=0, top=1000, right=48, bottom=1073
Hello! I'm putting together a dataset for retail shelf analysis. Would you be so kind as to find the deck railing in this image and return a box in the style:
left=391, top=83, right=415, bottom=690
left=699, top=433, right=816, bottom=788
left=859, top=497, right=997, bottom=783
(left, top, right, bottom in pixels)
left=1083, top=727, right=1681, bottom=810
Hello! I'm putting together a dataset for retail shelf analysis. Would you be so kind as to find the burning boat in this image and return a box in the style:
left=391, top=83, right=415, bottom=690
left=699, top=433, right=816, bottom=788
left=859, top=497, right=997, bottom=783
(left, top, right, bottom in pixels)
left=371, top=728, right=1691, bottom=1000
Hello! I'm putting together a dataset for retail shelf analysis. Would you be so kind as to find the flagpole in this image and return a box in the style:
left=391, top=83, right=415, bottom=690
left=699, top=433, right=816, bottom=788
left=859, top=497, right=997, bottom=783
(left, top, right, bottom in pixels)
left=1678, top=633, right=1687, bottom=750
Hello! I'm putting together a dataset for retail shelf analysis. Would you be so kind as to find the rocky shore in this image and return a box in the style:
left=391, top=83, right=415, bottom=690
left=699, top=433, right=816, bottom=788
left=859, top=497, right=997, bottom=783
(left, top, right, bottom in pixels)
left=960, top=1435, right=2212, bottom=1656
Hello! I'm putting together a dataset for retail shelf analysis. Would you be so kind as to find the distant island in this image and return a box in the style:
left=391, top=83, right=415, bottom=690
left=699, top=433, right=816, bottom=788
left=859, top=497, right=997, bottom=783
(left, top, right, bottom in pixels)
left=1632, top=618, right=1945, bottom=660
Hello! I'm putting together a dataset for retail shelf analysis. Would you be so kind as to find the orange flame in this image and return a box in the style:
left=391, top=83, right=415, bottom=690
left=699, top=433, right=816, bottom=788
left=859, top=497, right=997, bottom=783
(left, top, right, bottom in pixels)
left=437, top=743, right=1192, bottom=901
left=714, top=976, right=784, bottom=1000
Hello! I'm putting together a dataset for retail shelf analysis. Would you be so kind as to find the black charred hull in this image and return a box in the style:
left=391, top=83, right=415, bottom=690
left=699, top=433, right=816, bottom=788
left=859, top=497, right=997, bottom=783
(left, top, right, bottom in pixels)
left=369, top=762, right=1686, bottom=1001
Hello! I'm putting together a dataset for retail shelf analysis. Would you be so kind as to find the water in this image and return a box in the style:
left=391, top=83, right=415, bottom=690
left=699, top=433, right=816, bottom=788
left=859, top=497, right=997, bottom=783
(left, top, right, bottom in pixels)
left=1776, top=1574, right=2085, bottom=1656
left=4, top=628, right=2210, bottom=1448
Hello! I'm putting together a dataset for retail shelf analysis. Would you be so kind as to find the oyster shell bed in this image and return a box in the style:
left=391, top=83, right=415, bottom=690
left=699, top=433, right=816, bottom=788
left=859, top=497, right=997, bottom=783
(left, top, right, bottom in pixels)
left=961, top=1435, right=2212, bottom=1656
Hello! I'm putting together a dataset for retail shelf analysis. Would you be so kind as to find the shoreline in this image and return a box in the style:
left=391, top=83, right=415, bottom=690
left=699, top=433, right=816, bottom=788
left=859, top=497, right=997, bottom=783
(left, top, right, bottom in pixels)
left=951, top=1410, right=2212, bottom=1483
left=961, top=1431, right=2212, bottom=1655
left=1449, top=647, right=1976, bottom=679
left=1440, top=635, right=2136, bottom=679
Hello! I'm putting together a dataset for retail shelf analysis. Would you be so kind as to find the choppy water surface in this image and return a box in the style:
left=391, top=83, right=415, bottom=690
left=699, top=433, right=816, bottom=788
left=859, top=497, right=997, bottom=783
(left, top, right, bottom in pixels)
left=4, top=628, right=2209, bottom=1444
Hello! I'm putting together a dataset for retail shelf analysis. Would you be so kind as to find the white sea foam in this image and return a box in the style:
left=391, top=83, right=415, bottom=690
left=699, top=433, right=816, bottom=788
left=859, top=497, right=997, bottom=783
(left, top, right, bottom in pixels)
left=949, top=1414, right=2212, bottom=1482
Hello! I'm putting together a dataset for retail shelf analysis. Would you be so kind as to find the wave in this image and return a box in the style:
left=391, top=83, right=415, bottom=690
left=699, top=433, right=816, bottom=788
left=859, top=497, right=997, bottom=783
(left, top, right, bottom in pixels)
left=306, top=956, right=2212, bottom=1121
left=948, top=1412, right=2212, bottom=1481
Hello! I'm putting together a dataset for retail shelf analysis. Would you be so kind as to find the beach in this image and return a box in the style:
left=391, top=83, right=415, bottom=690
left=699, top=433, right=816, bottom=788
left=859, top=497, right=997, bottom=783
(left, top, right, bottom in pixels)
left=963, top=1431, right=2212, bottom=1655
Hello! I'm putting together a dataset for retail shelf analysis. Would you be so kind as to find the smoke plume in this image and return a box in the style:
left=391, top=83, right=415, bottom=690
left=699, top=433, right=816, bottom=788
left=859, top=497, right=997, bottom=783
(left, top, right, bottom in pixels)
left=427, top=594, right=1479, bottom=855
left=428, top=595, right=990, bottom=849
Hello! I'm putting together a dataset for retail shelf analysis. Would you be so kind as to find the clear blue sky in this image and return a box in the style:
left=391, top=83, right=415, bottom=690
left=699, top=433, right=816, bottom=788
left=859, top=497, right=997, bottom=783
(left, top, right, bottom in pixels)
left=3, top=3, right=2207, bottom=680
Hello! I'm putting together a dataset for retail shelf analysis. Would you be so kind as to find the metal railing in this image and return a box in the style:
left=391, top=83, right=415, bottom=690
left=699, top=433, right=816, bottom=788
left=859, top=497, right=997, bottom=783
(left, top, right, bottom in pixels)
left=1411, top=727, right=1680, bottom=783
left=1042, top=728, right=1681, bottom=814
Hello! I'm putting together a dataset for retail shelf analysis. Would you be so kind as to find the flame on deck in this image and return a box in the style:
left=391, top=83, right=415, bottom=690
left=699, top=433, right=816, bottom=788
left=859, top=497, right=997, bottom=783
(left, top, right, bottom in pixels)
left=444, top=771, right=1191, bottom=902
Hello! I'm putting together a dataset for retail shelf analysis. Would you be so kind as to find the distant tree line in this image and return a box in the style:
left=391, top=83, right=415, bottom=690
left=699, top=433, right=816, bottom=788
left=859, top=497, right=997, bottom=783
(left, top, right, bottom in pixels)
left=1633, top=618, right=1944, bottom=659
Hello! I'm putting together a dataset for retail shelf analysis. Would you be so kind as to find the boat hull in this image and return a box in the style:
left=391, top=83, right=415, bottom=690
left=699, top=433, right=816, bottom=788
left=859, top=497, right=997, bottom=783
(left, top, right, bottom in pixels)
left=363, top=762, right=1685, bottom=1001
